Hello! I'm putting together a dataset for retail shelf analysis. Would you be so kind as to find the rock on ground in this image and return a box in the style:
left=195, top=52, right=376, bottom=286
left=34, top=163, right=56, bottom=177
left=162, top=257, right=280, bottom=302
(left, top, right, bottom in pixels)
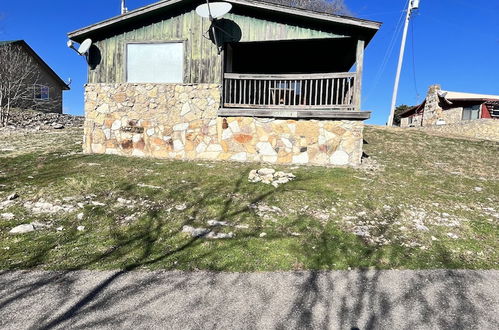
left=9, top=224, right=35, bottom=234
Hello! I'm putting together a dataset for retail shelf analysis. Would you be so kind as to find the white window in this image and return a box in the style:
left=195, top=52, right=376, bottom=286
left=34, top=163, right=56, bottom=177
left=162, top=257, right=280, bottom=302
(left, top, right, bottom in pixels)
left=126, top=42, right=184, bottom=83
left=34, top=85, right=50, bottom=101
left=462, top=105, right=480, bottom=120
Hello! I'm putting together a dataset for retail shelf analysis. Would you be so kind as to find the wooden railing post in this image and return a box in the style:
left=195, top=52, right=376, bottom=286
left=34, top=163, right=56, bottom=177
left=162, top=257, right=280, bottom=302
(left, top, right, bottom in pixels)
left=353, top=39, right=365, bottom=111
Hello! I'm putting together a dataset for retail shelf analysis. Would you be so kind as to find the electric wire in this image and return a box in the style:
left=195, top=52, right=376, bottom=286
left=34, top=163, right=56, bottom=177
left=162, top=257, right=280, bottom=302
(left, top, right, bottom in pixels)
left=364, top=0, right=409, bottom=103
left=410, top=14, right=420, bottom=103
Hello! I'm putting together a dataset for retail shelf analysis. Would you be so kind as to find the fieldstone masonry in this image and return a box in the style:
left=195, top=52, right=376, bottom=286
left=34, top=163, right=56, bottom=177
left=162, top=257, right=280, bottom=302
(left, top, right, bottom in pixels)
left=84, top=83, right=365, bottom=166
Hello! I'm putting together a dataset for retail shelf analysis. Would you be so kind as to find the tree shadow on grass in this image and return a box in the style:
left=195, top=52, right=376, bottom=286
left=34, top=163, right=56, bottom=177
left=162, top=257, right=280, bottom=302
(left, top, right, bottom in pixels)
left=0, top=170, right=497, bottom=329
left=0, top=170, right=291, bottom=328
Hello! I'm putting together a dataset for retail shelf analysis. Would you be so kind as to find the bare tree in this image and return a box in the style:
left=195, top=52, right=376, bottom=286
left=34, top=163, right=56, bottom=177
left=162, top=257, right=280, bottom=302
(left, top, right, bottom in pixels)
left=258, top=0, right=350, bottom=15
left=0, top=42, right=42, bottom=126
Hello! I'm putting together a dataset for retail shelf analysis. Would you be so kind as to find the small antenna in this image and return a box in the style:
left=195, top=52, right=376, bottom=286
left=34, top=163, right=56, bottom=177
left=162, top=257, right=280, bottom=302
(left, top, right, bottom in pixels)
left=121, top=0, right=128, bottom=14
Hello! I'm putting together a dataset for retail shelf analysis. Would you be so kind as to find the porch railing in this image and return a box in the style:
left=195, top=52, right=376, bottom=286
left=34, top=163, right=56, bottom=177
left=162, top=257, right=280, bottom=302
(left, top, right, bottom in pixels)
left=223, top=72, right=357, bottom=110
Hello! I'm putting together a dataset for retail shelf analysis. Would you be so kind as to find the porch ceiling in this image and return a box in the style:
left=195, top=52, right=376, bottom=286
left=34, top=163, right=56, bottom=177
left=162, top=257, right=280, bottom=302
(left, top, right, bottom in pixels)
left=229, top=38, right=357, bottom=74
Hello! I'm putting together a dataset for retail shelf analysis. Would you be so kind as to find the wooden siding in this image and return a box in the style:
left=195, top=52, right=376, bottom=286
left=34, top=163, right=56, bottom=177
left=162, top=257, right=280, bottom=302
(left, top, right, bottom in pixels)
left=88, top=10, right=345, bottom=84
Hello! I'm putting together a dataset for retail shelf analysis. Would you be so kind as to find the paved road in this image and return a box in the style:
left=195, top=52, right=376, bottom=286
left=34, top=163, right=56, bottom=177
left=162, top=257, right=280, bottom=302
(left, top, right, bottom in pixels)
left=0, top=270, right=497, bottom=329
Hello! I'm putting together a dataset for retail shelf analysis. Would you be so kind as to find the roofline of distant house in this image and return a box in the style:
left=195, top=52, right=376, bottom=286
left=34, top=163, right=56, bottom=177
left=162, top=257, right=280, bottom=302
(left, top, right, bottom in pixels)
left=0, top=40, right=70, bottom=90
left=68, top=0, right=381, bottom=40
left=400, top=97, right=499, bottom=117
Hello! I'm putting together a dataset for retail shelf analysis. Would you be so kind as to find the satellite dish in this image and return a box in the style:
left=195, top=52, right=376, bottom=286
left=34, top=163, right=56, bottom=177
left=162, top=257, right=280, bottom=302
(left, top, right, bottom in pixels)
left=196, top=2, right=232, bottom=19
left=78, top=39, right=92, bottom=55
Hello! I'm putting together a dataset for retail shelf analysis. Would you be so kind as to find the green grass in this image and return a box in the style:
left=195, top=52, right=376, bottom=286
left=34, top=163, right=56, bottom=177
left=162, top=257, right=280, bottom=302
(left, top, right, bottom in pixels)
left=0, top=126, right=497, bottom=271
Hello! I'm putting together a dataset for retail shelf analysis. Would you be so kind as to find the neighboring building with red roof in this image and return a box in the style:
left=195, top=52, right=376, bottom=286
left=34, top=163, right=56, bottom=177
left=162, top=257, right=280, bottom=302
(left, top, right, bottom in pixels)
left=400, top=85, right=499, bottom=128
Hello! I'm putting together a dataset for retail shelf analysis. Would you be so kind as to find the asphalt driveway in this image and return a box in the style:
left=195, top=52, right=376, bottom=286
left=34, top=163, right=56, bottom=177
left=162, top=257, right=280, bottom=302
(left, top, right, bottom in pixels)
left=0, top=270, right=497, bottom=329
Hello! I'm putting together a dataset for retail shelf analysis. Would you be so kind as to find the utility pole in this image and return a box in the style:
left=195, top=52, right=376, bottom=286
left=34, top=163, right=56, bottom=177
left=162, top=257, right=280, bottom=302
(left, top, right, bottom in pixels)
left=387, top=0, right=420, bottom=126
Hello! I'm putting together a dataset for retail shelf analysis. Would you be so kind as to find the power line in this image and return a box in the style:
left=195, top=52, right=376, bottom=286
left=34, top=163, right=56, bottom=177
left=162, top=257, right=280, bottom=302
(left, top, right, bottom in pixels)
left=410, top=15, right=420, bottom=103
left=365, top=0, right=409, bottom=103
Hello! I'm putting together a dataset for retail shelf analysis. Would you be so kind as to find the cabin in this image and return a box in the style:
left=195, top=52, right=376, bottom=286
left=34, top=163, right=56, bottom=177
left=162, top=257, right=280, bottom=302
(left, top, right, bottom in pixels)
left=68, top=0, right=381, bottom=166
left=400, top=85, right=499, bottom=128
left=0, top=40, right=69, bottom=113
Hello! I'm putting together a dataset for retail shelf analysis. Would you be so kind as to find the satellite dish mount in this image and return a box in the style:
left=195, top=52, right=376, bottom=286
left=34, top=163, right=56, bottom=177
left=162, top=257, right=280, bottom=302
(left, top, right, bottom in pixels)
left=67, top=38, right=93, bottom=65
left=195, top=1, right=232, bottom=54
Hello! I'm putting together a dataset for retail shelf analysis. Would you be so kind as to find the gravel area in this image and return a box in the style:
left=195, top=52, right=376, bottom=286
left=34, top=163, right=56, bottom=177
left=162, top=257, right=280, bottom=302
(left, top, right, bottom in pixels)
left=0, top=270, right=497, bottom=329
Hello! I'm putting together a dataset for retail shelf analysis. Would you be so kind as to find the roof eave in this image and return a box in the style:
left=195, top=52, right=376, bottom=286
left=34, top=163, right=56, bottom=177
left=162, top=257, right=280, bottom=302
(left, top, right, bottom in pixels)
left=2, top=40, right=69, bottom=90
left=68, top=0, right=381, bottom=41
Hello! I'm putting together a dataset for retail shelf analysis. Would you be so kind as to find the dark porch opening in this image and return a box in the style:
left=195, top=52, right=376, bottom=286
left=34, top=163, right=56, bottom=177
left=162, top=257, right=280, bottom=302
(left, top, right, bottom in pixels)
left=223, top=38, right=360, bottom=110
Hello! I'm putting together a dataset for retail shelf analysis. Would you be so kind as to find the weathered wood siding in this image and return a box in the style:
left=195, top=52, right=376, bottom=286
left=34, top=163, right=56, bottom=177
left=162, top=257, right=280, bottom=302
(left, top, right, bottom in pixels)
left=89, top=10, right=345, bottom=84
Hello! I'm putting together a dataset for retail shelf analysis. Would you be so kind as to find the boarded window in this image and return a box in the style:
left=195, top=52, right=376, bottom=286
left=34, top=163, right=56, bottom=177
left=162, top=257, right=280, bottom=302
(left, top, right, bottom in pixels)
left=126, top=43, right=184, bottom=83
left=462, top=105, right=480, bottom=120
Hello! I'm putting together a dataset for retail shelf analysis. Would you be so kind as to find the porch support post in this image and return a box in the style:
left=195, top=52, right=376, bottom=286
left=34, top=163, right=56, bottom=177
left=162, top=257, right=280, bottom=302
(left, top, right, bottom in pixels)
left=354, top=38, right=365, bottom=111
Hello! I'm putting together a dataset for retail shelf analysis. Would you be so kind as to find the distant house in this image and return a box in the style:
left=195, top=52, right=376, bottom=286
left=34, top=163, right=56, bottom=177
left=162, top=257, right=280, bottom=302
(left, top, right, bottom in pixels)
left=400, top=85, right=499, bottom=128
left=68, top=0, right=381, bottom=166
left=0, top=40, right=69, bottom=113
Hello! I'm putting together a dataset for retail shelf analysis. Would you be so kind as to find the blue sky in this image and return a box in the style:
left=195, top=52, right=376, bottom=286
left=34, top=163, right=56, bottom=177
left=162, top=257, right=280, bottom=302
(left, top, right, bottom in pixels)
left=0, top=0, right=498, bottom=125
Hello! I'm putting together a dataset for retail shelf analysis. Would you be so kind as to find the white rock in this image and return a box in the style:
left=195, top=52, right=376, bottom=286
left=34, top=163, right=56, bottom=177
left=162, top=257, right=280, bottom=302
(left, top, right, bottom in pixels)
left=77, top=213, right=84, bottom=220
left=56, top=226, right=64, bottom=231
left=173, top=140, right=184, bottom=151
left=173, top=123, right=189, bottom=131
left=91, top=201, right=106, bottom=206
left=474, top=187, right=483, bottom=192
left=146, top=128, right=155, bottom=136
left=415, top=224, right=429, bottom=231
left=196, top=142, right=207, bottom=153
left=9, top=224, right=35, bottom=234
left=256, top=142, right=277, bottom=156
left=230, top=152, right=247, bottom=162
left=446, top=233, right=459, bottom=239
left=257, top=168, right=275, bottom=176
left=131, top=149, right=145, bottom=157
left=180, top=103, right=191, bottom=116
left=77, top=225, right=85, bottom=231
left=281, top=137, right=293, bottom=149
left=235, top=224, right=249, bottom=229
left=221, top=129, right=232, bottom=140
left=175, top=204, right=187, bottom=211
left=111, top=120, right=121, bottom=130
left=228, top=120, right=240, bottom=133
left=1, top=213, right=14, bottom=220
left=292, top=152, right=309, bottom=164
left=206, top=232, right=234, bottom=239
left=207, top=220, right=229, bottom=227
left=259, top=232, right=267, bottom=238
left=206, top=144, right=223, bottom=152
left=330, top=151, right=349, bottom=166
left=182, top=225, right=209, bottom=237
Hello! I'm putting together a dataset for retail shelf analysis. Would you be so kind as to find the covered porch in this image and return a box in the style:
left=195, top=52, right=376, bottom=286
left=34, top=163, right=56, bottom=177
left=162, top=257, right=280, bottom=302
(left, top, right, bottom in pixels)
left=220, top=37, right=369, bottom=119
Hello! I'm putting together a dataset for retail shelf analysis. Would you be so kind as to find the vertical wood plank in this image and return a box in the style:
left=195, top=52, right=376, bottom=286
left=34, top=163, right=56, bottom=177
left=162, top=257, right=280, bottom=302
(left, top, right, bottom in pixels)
left=354, top=39, right=365, bottom=110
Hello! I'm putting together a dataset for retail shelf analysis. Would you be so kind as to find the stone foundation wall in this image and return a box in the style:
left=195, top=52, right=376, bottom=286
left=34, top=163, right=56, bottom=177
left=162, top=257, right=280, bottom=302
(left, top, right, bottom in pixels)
left=440, top=108, right=463, bottom=124
left=417, top=119, right=499, bottom=142
left=84, top=83, right=365, bottom=166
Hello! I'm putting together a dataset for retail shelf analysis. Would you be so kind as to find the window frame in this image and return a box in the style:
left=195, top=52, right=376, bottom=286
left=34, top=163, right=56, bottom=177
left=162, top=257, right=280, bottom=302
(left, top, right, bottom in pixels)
left=33, top=84, right=50, bottom=101
left=124, top=40, right=186, bottom=84
left=462, top=104, right=481, bottom=121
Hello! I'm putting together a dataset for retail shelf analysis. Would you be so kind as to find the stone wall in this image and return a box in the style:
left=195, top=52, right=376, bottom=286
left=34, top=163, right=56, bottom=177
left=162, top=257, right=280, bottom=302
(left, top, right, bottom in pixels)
left=416, top=119, right=499, bottom=142
left=84, top=83, right=365, bottom=166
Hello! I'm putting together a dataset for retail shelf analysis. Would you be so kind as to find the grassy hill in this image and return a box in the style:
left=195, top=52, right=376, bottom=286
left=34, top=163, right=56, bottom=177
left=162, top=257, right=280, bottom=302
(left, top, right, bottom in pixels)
left=0, top=126, right=497, bottom=270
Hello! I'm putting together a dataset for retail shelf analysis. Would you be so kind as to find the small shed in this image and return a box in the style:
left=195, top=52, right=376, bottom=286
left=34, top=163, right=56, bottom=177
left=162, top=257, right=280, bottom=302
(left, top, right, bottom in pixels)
left=69, top=0, right=381, bottom=166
